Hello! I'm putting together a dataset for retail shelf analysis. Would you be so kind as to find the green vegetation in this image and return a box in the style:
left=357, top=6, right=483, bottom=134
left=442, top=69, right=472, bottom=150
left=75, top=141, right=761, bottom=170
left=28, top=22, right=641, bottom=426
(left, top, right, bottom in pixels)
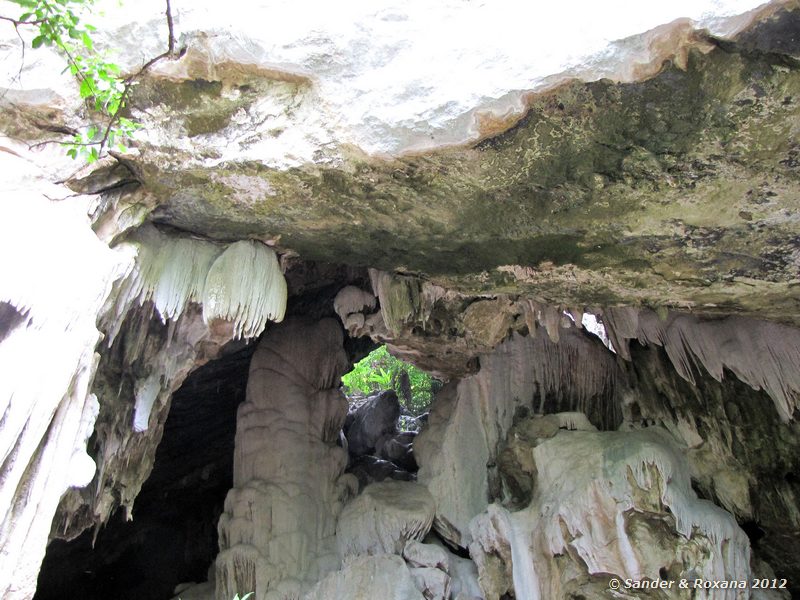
left=4, top=0, right=135, bottom=160
left=2, top=0, right=175, bottom=162
left=341, top=345, right=436, bottom=415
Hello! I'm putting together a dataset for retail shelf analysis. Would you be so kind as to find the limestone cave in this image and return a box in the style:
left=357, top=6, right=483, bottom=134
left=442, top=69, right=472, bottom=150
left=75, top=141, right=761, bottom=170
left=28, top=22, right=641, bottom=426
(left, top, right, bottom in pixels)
left=2, top=1, right=800, bottom=599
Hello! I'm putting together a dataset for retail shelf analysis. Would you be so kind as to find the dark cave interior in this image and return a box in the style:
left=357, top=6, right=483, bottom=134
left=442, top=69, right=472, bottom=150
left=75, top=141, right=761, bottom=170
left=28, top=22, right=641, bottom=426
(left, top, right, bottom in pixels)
left=35, top=343, right=254, bottom=600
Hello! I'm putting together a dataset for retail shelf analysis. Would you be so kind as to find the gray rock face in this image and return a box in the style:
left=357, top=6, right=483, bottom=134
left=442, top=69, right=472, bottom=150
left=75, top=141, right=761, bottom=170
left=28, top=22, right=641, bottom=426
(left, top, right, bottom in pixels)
left=377, top=431, right=418, bottom=472
left=344, top=390, right=401, bottom=456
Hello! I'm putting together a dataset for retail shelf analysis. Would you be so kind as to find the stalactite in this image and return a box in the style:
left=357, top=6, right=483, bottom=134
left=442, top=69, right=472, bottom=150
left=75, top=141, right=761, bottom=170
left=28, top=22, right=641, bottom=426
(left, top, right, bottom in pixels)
left=202, top=240, right=287, bottom=338
left=109, top=226, right=287, bottom=344
left=605, top=308, right=800, bottom=421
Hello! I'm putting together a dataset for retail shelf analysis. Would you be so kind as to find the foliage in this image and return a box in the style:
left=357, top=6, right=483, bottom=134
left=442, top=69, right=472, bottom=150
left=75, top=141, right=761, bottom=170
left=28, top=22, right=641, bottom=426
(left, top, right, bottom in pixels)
left=4, top=0, right=145, bottom=161
left=341, top=345, right=436, bottom=415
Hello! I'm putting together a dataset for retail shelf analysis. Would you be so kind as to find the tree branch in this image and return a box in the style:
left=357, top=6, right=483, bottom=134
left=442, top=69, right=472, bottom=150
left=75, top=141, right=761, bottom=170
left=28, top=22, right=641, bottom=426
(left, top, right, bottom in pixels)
left=0, top=15, right=45, bottom=26
left=97, top=0, right=177, bottom=153
left=22, top=0, right=179, bottom=158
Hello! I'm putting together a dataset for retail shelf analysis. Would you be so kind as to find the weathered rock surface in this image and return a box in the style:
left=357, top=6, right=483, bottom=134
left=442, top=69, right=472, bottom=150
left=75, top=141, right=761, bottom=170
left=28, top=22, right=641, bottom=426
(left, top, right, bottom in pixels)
left=108, top=4, right=800, bottom=324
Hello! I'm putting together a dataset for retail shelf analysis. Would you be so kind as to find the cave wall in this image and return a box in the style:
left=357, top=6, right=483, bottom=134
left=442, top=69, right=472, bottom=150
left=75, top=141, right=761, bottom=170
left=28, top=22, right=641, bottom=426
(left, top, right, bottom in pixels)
left=23, top=274, right=800, bottom=600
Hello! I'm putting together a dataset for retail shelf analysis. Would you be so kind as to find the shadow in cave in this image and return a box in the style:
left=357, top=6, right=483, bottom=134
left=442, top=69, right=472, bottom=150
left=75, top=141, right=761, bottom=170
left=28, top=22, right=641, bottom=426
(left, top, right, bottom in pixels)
left=34, top=343, right=256, bottom=600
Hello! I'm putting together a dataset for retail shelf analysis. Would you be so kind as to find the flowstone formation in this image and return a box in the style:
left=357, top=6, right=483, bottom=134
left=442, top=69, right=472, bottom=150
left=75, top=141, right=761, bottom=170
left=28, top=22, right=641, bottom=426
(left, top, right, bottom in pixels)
left=3, top=1, right=800, bottom=599
left=215, top=318, right=353, bottom=599
left=468, top=427, right=751, bottom=600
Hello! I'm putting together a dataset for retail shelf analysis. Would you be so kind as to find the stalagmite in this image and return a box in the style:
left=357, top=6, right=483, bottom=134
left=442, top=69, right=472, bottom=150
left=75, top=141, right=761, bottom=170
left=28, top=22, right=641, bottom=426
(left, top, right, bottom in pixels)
left=216, top=318, right=355, bottom=599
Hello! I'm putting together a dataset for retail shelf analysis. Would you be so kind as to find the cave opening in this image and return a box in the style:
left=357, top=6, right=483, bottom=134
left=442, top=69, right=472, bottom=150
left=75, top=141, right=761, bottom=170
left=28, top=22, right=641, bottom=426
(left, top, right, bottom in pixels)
left=34, top=343, right=256, bottom=600
left=340, top=343, right=441, bottom=492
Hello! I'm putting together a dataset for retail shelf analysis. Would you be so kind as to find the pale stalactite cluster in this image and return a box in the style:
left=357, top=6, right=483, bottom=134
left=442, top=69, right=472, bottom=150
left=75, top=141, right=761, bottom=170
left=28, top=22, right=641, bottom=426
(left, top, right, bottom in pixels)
left=109, top=225, right=287, bottom=343
left=603, top=308, right=800, bottom=421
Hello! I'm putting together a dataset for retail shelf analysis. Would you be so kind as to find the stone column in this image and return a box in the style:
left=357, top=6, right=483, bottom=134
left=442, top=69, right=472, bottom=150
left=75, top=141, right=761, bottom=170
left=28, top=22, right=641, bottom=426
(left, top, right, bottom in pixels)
left=216, top=318, right=356, bottom=600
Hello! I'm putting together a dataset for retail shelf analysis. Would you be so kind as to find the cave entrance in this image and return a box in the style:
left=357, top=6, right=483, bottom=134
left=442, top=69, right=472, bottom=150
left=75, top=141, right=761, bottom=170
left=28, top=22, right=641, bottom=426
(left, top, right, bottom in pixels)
left=34, top=343, right=255, bottom=600
left=342, top=344, right=437, bottom=417
left=340, top=344, right=440, bottom=490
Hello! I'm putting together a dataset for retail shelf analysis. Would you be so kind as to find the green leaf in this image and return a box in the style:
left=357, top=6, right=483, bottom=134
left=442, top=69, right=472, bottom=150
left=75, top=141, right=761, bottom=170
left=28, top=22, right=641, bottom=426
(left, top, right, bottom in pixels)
left=31, top=35, right=45, bottom=49
left=68, top=27, right=80, bottom=39
left=66, top=148, right=78, bottom=159
left=81, top=31, right=92, bottom=50
left=79, top=77, right=93, bottom=98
